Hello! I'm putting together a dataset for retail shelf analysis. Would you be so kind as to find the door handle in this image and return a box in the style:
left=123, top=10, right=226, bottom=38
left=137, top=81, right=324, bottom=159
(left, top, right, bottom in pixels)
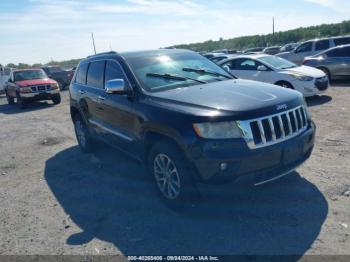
left=79, top=90, right=85, bottom=95
left=98, top=96, right=105, bottom=101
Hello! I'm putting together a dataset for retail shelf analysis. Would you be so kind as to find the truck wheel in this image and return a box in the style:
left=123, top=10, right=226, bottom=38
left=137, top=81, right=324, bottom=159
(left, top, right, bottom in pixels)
left=73, top=114, right=94, bottom=153
left=148, top=141, right=199, bottom=209
left=6, top=91, right=14, bottom=104
left=16, top=93, right=27, bottom=109
left=52, top=94, right=61, bottom=105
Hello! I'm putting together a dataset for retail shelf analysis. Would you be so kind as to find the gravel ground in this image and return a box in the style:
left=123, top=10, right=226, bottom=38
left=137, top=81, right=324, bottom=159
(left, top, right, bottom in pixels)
left=0, top=83, right=349, bottom=258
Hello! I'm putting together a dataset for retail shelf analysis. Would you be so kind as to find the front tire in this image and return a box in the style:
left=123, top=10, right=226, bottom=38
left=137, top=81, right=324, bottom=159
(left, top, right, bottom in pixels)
left=276, top=81, right=294, bottom=89
left=16, top=93, right=27, bottom=109
left=52, top=94, right=61, bottom=105
left=148, top=141, right=199, bottom=209
left=5, top=91, right=14, bottom=104
left=73, top=114, right=94, bottom=153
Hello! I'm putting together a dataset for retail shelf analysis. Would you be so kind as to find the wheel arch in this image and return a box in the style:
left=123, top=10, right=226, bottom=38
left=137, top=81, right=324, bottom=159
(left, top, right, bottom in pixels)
left=274, top=80, right=294, bottom=89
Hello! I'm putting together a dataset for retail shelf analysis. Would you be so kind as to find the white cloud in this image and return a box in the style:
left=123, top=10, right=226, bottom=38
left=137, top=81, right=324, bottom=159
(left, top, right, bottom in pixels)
left=304, top=0, right=350, bottom=11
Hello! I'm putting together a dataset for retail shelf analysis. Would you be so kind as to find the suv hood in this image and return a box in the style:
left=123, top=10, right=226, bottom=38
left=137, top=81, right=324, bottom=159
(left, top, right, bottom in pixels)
left=282, top=65, right=325, bottom=78
left=16, top=78, right=57, bottom=87
left=148, top=79, right=303, bottom=119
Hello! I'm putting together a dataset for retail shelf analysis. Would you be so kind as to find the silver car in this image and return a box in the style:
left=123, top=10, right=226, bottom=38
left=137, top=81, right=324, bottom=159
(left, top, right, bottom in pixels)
left=303, top=44, right=350, bottom=81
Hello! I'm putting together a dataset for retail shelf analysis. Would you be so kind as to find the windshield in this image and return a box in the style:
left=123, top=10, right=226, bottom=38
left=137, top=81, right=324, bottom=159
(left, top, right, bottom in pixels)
left=14, top=70, right=47, bottom=81
left=259, top=55, right=297, bottom=69
left=124, top=51, right=233, bottom=92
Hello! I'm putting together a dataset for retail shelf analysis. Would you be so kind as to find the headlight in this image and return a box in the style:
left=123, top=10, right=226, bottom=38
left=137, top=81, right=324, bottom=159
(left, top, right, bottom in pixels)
left=287, top=72, right=313, bottom=81
left=51, top=83, right=59, bottom=90
left=193, top=121, right=242, bottom=139
left=19, top=87, right=32, bottom=93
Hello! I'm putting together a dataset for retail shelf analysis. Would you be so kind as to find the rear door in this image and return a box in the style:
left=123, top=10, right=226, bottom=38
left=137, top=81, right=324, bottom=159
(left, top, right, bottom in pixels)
left=84, top=60, right=108, bottom=136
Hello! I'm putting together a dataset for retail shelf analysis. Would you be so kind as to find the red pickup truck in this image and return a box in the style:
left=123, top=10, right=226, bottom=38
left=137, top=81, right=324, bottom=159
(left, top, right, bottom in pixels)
left=4, top=68, right=61, bottom=108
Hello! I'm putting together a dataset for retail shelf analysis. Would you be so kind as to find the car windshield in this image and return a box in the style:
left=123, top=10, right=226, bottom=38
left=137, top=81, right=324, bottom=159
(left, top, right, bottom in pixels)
left=14, top=70, right=47, bottom=81
left=124, top=51, right=233, bottom=92
left=259, top=55, right=297, bottom=69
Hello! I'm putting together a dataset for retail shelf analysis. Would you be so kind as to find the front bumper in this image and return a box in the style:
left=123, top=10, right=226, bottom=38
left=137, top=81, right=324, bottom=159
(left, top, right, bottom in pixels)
left=186, top=121, right=315, bottom=184
left=20, top=90, right=60, bottom=100
left=294, top=78, right=329, bottom=97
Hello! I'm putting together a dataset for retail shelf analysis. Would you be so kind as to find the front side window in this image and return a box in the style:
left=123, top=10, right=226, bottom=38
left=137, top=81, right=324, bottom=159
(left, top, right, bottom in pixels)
left=87, top=61, right=105, bottom=89
left=236, top=59, right=263, bottom=71
left=124, top=52, right=232, bottom=92
left=13, top=70, right=47, bottom=82
left=315, top=40, right=330, bottom=51
left=104, top=61, right=128, bottom=87
left=295, top=42, right=313, bottom=53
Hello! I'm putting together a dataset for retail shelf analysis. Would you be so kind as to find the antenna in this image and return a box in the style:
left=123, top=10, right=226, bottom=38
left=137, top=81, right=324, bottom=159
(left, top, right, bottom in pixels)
left=91, top=32, right=97, bottom=54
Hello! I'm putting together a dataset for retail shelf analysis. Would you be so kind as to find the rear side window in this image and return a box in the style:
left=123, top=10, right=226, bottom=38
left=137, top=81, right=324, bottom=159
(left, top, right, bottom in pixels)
left=315, top=40, right=330, bottom=51
left=105, top=61, right=127, bottom=86
left=334, top=37, right=350, bottom=46
left=87, top=61, right=105, bottom=89
left=327, top=46, right=350, bottom=57
left=75, top=63, right=89, bottom=85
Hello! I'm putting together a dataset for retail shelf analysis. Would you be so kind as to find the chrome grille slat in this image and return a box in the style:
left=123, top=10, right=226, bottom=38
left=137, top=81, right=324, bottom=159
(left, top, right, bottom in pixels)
left=257, top=120, right=267, bottom=144
left=278, top=115, right=285, bottom=138
left=237, top=106, right=309, bottom=149
left=286, top=113, right=292, bottom=135
left=268, top=118, right=277, bottom=141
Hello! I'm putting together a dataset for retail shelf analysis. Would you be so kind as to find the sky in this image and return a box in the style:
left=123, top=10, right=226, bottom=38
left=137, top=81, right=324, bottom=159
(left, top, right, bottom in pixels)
left=0, top=0, right=350, bottom=65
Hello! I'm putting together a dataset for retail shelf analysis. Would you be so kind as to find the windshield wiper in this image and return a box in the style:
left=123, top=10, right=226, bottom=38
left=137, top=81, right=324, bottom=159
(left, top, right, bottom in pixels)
left=146, top=73, right=207, bottom=84
left=182, top=67, right=233, bottom=79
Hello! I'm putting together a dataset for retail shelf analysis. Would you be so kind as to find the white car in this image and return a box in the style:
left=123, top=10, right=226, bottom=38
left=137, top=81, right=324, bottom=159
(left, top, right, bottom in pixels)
left=219, top=54, right=329, bottom=97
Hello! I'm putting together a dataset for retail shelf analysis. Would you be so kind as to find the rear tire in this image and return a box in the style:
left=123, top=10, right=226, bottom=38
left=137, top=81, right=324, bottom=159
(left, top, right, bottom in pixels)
left=73, top=113, right=95, bottom=153
left=52, top=94, right=61, bottom=105
left=6, top=91, right=14, bottom=104
left=148, top=141, right=199, bottom=210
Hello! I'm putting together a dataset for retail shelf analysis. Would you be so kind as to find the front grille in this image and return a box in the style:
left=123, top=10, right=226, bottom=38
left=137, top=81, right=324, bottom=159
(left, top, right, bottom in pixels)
left=30, top=85, right=51, bottom=92
left=237, top=106, right=308, bottom=149
left=315, top=76, right=329, bottom=91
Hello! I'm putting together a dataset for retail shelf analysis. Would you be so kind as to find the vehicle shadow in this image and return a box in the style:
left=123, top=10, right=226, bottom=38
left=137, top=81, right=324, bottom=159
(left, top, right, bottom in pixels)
left=0, top=100, right=54, bottom=114
left=306, top=95, right=332, bottom=107
left=45, top=145, right=328, bottom=256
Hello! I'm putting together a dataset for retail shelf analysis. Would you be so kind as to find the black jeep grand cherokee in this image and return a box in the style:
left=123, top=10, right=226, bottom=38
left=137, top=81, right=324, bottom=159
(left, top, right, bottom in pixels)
left=70, top=49, right=315, bottom=207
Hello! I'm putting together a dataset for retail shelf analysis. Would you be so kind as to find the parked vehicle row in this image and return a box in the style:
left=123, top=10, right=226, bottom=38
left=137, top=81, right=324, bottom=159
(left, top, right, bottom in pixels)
left=69, top=49, right=315, bottom=208
left=4, top=68, right=61, bottom=108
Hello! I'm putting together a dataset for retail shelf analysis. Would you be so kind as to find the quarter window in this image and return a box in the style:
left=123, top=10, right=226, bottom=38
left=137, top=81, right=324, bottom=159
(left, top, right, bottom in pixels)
left=87, top=61, right=105, bottom=89
left=75, top=63, right=89, bottom=85
left=315, top=40, right=330, bottom=51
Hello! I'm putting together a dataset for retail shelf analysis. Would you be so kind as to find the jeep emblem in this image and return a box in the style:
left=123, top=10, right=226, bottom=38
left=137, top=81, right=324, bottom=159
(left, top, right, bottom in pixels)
left=276, top=104, right=288, bottom=111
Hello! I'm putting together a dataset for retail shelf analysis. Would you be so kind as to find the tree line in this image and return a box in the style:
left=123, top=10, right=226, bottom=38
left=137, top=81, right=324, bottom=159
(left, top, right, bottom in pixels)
left=171, top=20, right=350, bottom=51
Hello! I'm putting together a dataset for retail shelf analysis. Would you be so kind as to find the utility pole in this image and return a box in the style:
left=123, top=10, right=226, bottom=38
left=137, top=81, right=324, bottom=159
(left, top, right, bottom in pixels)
left=91, top=32, right=97, bottom=54
left=272, top=16, right=275, bottom=45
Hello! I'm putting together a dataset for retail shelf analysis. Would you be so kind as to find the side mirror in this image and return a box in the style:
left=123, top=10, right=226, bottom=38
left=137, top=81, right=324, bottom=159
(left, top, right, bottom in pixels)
left=105, top=79, right=130, bottom=95
left=223, top=65, right=230, bottom=72
left=257, top=65, right=268, bottom=71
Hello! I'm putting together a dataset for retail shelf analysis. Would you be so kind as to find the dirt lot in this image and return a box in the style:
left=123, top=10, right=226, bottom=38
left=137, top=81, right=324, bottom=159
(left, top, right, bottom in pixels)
left=0, top=83, right=349, bottom=258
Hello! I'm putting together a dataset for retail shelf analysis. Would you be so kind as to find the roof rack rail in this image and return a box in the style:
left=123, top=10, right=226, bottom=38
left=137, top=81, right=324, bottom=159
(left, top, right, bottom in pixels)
left=87, top=51, right=117, bottom=58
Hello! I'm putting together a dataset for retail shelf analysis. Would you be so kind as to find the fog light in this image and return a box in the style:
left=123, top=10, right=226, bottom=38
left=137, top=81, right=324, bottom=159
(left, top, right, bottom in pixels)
left=220, top=163, right=228, bottom=171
